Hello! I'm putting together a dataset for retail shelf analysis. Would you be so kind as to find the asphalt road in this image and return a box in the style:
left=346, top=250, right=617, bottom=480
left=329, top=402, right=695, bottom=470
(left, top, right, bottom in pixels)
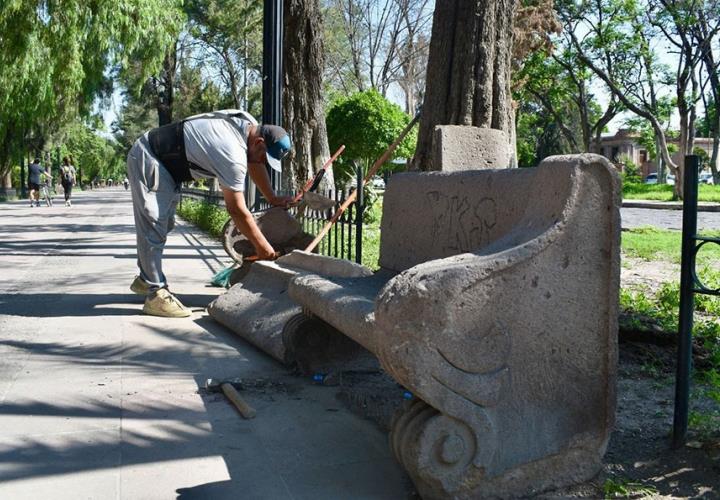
left=0, top=189, right=408, bottom=500
left=621, top=207, right=720, bottom=231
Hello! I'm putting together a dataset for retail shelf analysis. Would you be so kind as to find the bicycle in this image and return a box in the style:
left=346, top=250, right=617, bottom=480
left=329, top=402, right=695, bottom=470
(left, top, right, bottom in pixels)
left=39, top=182, right=53, bottom=207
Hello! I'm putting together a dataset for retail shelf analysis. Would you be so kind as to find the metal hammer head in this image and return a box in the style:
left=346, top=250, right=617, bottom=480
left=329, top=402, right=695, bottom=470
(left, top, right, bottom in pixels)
left=204, top=377, right=243, bottom=392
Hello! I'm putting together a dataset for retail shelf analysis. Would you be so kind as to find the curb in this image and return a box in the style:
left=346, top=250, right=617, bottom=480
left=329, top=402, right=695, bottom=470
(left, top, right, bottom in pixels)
left=622, top=200, right=720, bottom=212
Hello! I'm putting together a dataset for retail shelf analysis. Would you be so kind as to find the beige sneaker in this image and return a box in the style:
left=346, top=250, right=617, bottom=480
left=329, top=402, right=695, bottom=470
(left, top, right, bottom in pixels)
left=130, top=275, right=151, bottom=295
left=143, top=289, right=192, bottom=318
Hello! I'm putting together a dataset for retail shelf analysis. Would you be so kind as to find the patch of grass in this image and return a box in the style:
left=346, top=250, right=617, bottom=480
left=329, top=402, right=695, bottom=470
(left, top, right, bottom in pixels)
left=623, top=182, right=720, bottom=202
left=622, top=227, right=720, bottom=264
left=361, top=199, right=382, bottom=270
left=603, top=477, right=658, bottom=498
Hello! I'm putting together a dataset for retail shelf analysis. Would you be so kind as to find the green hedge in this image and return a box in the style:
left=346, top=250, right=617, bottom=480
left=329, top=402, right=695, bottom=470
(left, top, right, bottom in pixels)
left=175, top=199, right=228, bottom=238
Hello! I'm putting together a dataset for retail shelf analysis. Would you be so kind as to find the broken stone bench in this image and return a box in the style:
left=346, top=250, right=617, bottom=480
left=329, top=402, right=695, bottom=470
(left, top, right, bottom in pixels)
left=283, top=154, right=621, bottom=498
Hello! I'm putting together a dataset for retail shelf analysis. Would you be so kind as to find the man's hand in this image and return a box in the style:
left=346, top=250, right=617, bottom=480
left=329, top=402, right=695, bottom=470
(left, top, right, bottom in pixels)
left=269, top=195, right=294, bottom=208
left=223, top=188, right=277, bottom=258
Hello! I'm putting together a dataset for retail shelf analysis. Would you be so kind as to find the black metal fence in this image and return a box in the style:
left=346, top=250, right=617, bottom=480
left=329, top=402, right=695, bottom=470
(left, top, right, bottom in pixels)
left=673, top=155, right=720, bottom=447
left=180, top=166, right=365, bottom=264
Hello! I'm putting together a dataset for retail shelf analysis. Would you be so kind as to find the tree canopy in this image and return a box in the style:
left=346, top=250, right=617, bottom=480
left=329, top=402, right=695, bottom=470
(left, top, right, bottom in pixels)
left=0, top=0, right=183, bottom=179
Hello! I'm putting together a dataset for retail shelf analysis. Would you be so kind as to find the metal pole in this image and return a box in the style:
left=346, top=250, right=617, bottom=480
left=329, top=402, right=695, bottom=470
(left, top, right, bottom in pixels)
left=355, top=165, right=363, bottom=264
left=262, top=0, right=283, bottom=193
left=673, top=155, right=699, bottom=448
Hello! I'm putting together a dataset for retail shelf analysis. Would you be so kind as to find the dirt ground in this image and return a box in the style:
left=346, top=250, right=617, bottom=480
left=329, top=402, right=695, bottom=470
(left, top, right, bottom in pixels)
left=329, top=255, right=720, bottom=499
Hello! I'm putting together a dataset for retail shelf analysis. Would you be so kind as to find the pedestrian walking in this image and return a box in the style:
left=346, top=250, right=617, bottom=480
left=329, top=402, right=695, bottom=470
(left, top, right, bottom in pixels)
left=60, top=157, right=77, bottom=206
left=126, top=109, right=293, bottom=318
left=27, top=158, right=44, bottom=207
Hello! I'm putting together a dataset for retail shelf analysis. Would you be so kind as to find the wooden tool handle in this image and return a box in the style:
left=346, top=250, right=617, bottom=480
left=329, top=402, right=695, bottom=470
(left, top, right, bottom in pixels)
left=221, top=383, right=256, bottom=419
left=292, top=145, right=346, bottom=204
left=304, top=114, right=420, bottom=254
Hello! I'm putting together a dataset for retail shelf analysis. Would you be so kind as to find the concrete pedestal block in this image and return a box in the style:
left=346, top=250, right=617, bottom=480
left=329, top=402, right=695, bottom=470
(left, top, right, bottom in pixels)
left=289, top=154, right=621, bottom=498
left=431, top=126, right=511, bottom=171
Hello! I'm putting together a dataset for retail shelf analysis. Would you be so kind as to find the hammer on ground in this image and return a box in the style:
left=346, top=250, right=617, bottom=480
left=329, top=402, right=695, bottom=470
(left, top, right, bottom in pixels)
left=205, top=378, right=256, bottom=419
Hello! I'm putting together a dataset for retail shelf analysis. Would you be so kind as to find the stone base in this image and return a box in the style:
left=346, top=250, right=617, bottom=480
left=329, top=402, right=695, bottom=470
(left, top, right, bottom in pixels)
left=431, top=126, right=510, bottom=171
left=390, top=400, right=605, bottom=499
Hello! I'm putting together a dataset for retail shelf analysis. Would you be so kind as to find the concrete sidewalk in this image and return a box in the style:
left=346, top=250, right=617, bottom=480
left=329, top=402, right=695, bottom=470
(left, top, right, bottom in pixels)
left=0, top=189, right=409, bottom=499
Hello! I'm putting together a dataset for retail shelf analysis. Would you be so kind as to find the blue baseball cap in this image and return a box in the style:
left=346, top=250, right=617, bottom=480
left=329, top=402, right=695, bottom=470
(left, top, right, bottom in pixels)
left=259, top=125, right=292, bottom=172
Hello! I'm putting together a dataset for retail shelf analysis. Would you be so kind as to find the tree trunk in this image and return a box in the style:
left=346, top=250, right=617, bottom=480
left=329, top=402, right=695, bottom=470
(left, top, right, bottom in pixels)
left=411, top=0, right=517, bottom=171
left=282, top=0, right=333, bottom=191
left=157, top=45, right=177, bottom=126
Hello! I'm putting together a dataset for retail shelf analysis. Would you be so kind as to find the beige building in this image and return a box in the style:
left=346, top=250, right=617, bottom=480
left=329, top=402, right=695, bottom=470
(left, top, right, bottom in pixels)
left=595, top=129, right=715, bottom=178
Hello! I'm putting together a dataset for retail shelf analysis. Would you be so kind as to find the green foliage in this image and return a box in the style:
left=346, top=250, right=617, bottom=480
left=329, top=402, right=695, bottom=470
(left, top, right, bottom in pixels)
left=620, top=155, right=642, bottom=183
left=0, top=0, right=184, bottom=178
left=182, top=0, right=263, bottom=113
left=175, top=199, right=228, bottom=238
left=61, top=122, right=123, bottom=184
left=361, top=197, right=383, bottom=270
left=623, top=182, right=720, bottom=202
left=693, top=146, right=710, bottom=170
left=603, top=477, right=658, bottom=498
left=326, top=90, right=417, bottom=185
left=697, top=94, right=717, bottom=138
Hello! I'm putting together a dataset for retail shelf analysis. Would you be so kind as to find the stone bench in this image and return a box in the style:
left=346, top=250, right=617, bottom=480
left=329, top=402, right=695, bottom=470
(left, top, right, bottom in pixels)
left=286, top=154, right=621, bottom=498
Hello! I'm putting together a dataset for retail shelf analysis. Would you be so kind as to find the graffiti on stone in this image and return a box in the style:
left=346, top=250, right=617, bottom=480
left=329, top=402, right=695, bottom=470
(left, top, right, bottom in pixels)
left=426, top=192, right=497, bottom=252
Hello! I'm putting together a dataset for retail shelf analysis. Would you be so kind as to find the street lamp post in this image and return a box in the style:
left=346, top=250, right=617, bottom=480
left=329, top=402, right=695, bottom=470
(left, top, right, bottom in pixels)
left=262, top=0, right=283, bottom=193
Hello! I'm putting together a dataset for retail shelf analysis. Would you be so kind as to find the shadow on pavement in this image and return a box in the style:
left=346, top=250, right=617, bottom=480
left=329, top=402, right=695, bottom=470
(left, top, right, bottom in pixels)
left=0, top=293, right=144, bottom=317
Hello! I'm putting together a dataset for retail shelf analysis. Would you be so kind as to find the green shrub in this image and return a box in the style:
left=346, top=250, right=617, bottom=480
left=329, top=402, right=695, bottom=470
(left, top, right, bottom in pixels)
left=326, top=89, right=416, bottom=186
left=176, top=199, right=227, bottom=238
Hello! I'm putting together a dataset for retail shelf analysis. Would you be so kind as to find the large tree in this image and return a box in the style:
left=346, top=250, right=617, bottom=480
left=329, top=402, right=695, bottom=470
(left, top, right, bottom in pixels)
left=186, top=0, right=263, bottom=111
left=283, top=0, right=334, bottom=190
left=411, top=0, right=518, bottom=171
left=559, top=0, right=704, bottom=198
left=323, top=0, right=432, bottom=111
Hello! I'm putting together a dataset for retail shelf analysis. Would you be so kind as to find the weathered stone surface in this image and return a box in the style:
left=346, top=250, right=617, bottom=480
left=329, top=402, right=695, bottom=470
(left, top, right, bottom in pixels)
left=208, top=261, right=300, bottom=362
left=208, top=251, right=374, bottom=364
left=255, top=207, right=304, bottom=243
left=224, top=207, right=306, bottom=263
left=288, top=154, right=621, bottom=498
left=278, top=250, right=373, bottom=278
left=431, top=126, right=510, bottom=171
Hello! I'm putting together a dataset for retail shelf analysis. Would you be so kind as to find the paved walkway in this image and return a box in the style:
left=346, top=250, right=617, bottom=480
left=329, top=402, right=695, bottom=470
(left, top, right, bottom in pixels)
left=0, top=189, right=408, bottom=499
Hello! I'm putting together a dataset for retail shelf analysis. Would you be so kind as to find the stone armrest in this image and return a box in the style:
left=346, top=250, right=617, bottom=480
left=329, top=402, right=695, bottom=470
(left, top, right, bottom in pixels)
left=372, top=226, right=561, bottom=402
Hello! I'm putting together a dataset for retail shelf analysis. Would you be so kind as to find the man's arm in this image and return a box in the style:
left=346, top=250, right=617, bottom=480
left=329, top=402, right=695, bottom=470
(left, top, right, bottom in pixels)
left=222, top=188, right=276, bottom=259
left=247, top=163, right=293, bottom=207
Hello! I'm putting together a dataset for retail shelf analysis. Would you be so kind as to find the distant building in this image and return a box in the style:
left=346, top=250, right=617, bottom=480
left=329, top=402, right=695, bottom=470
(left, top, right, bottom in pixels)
left=594, top=129, right=715, bottom=178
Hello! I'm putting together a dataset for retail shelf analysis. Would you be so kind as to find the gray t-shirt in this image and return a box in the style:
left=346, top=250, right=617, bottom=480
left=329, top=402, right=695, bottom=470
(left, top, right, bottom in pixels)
left=183, top=110, right=257, bottom=192
left=28, top=162, right=44, bottom=184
